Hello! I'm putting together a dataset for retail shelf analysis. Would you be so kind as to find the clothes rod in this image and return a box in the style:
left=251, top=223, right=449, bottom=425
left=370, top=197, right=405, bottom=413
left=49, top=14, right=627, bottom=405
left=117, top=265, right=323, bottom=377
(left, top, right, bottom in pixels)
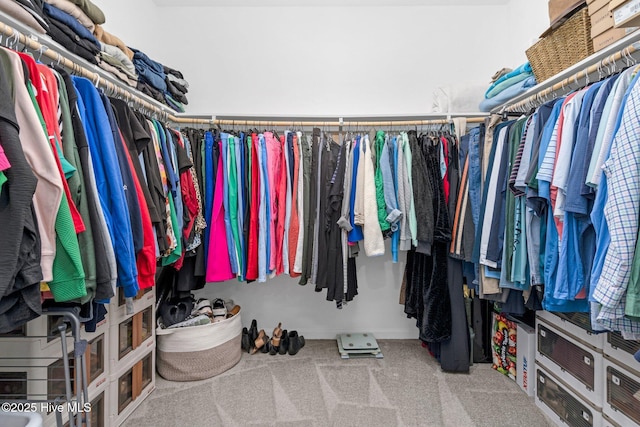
left=502, top=39, right=640, bottom=113
left=213, top=117, right=486, bottom=127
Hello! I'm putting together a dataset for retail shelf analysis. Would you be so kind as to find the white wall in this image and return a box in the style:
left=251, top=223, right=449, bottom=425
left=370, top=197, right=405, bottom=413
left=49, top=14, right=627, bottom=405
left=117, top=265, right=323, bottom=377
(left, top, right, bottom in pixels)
left=96, top=0, right=548, bottom=339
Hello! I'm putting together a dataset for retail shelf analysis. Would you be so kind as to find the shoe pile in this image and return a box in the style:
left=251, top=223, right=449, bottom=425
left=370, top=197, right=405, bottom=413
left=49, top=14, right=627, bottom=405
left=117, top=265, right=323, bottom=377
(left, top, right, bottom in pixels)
left=157, top=296, right=241, bottom=329
left=241, top=319, right=305, bottom=356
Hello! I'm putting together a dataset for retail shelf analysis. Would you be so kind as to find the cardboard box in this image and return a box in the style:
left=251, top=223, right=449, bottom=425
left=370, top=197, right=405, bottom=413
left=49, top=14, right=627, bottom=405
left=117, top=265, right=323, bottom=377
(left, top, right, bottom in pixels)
left=589, top=0, right=610, bottom=14
left=612, top=0, right=640, bottom=27
left=610, top=0, right=628, bottom=10
left=592, top=4, right=615, bottom=37
left=491, top=313, right=517, bottom=381
left=593, top=26, right=638, bottom=50
left=549, top=0, right=587, bottom=25
left=516, top=323, right=536, bottom=397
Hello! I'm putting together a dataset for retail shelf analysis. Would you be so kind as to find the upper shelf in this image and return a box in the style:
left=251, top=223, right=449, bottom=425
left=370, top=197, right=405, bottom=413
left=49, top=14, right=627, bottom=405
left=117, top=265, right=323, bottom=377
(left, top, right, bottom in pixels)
left=153, top=0, right=510, bottom=6
left=491, top=28, right=640, bottom=113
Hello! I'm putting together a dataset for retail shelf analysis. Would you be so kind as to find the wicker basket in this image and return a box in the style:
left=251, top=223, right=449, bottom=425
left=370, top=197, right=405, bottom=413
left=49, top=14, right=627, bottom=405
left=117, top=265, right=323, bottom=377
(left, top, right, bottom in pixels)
left=526, top=7, right=593, bottom=83
left=156, top=311, right=242, bottom=381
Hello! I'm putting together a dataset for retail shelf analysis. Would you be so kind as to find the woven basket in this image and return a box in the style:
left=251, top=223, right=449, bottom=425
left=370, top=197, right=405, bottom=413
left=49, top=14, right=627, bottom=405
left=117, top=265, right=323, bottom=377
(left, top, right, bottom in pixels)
left=526, top=7, right=593, bottom=83
left=156, top=311, right=242, bottom=381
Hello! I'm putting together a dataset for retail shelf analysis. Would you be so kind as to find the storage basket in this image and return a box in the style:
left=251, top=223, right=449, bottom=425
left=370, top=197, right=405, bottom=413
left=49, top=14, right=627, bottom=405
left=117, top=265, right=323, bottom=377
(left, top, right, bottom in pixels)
left=156, top=311, right=242, bottom=381
left=526, top=7, right=593, bottom=83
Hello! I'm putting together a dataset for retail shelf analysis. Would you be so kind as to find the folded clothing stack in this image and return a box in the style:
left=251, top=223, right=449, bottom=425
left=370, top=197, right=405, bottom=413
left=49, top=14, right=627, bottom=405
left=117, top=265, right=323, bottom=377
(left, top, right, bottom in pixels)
left=43, top=1, right=100, bottom=64
left=479, top=62, right=537, bottom=112
left=2, top=0, right=189, bottom=111
left=131, top=47, right=189, bottom=113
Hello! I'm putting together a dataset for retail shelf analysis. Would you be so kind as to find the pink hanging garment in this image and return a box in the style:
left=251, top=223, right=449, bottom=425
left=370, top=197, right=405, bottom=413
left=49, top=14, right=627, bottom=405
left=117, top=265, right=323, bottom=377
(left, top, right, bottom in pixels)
left=206, top=152, right=234, bottom=282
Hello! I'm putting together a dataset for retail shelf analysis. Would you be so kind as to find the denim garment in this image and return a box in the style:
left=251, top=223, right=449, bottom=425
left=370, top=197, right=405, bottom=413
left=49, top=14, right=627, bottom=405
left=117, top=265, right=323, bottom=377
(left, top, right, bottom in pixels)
left=380, top=137, right=401, bottom=228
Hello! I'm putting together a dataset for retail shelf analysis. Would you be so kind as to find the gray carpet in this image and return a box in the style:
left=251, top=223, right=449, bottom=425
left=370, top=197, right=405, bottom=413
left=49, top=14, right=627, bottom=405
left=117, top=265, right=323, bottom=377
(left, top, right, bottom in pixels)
left=122, top=340, right=553, bottom=427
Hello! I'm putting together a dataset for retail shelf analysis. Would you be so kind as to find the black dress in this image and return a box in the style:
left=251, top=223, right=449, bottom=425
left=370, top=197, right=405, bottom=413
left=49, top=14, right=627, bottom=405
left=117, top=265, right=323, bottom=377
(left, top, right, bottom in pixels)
left=404, top=135, right=452, bottom=343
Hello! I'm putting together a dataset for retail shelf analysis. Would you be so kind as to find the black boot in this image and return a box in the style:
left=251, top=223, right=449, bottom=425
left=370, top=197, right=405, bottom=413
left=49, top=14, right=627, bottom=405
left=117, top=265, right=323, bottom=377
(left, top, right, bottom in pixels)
left=241, top=327, right=251, bottom=353
left=260, top=333, right=271, bottom=353
left=248, top=319, right=258, bottom=349
left=278, top=329, right=289, bottom=355
left=288, top=331, right=305, bottom=356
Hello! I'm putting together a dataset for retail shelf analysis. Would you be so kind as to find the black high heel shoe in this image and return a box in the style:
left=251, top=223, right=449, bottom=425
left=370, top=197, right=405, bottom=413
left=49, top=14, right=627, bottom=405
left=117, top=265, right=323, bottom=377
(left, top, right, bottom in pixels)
left=241, top=327, right=251, bottom=353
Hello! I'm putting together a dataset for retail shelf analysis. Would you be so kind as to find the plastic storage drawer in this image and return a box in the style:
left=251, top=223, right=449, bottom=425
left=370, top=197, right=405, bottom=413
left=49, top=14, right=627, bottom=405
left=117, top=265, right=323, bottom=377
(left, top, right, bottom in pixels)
left=605, top=331, right=640, bottom=369
left=536, top=318, right=604, bottom=408
left=603, top=356, right=640, bottom=427
left=536, top=363, right=603, bottom=427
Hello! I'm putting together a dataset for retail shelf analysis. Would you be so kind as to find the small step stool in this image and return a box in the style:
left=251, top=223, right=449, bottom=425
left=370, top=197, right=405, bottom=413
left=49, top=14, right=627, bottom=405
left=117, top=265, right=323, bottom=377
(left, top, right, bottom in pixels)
left=336, top=333, right=383, bottom=359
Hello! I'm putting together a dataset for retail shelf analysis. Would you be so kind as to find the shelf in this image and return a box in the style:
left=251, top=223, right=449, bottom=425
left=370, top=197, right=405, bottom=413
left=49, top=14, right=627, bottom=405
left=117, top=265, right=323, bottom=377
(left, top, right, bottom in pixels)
left=491, top=28, right=640, bottom=113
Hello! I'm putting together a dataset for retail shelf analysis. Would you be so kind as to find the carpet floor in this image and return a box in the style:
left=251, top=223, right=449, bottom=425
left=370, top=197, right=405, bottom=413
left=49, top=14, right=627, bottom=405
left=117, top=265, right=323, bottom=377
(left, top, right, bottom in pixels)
left=122, top=340, right=553, bottom=427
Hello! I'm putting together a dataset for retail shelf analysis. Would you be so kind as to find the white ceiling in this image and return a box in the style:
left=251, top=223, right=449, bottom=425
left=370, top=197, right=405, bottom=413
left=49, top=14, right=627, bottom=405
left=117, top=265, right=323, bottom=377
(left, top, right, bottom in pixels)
left=153, top=0, right=510, bottom=6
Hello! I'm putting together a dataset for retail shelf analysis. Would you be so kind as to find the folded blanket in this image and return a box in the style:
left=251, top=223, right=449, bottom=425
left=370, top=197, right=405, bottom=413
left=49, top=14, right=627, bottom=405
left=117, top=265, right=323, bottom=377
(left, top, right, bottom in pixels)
left=479, top=76, right=537, bottom=112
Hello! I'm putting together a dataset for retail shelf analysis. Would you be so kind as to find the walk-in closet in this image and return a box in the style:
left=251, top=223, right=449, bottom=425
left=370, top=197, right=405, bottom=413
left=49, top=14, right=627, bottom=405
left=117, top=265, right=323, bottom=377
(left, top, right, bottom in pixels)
left=1, top=0, right=640, bottom=426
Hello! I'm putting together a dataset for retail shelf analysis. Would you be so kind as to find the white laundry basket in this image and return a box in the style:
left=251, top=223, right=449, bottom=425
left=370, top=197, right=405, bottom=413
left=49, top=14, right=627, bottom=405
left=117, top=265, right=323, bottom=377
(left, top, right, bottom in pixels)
left=156, top=311, right=242, bottom=381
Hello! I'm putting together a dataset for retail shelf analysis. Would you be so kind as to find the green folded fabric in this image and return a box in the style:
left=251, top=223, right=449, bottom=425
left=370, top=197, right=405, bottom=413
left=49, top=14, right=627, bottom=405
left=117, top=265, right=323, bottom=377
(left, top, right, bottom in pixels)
left=67, top=0, right=105, bottom=25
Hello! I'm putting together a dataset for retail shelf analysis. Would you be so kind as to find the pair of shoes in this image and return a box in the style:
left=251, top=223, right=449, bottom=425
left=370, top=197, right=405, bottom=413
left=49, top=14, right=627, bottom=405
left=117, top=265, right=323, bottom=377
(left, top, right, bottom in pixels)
left=269, top=323, right=283, bottom=355
left=251, top=329, right=270, bottom=354
left=212, top=298, right=227, bottom=323
left=274, top=329, right=305, bottom=355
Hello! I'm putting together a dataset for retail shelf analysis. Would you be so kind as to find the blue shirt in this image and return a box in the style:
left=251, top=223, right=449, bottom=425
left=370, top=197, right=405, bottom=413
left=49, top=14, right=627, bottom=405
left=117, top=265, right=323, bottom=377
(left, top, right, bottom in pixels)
left=592, top=71, right=640, bottom=330
left=102, top=93, right=143, bottom=255
left=348, top=136, right=364, bottom=243
left=555, top=83, right=603, bottom=302
left=72, top=76, right=138, bottom=298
